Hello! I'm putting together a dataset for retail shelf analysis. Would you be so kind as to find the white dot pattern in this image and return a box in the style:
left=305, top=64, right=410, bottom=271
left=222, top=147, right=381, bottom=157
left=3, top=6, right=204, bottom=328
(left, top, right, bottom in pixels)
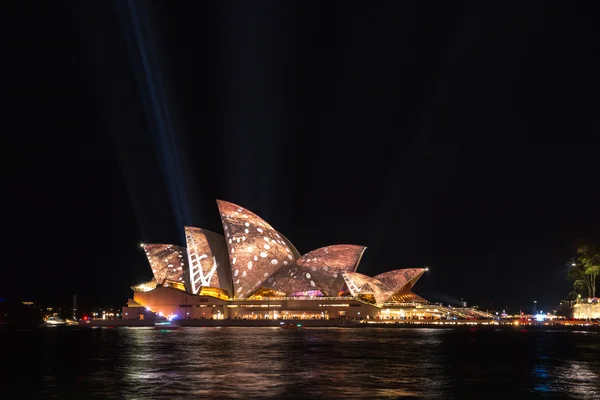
left=143, top=244, right=188, bottom=285
left=217, top=200, right=301, bottom=298
left=373, top=268, right=427, bottom=294
left=257, top=245, right=366, bottom=297
left=341, top=271, right=394, bottom=304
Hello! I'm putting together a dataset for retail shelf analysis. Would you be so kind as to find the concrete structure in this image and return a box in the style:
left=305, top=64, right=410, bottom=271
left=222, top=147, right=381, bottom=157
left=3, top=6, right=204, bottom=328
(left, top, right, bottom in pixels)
left=123, top=286, right=381, bottom=320
left=125, top=200, right=436, bottom=321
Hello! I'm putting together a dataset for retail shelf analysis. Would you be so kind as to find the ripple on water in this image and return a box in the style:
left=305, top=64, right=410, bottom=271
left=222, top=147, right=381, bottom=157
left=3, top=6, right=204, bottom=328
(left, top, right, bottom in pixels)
left=2, top=327, right=600, bottom=399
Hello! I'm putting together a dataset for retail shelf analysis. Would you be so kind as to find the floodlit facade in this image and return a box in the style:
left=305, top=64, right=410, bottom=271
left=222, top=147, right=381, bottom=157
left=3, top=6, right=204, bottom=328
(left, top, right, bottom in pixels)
left=124, top=200, right=430, bottom=320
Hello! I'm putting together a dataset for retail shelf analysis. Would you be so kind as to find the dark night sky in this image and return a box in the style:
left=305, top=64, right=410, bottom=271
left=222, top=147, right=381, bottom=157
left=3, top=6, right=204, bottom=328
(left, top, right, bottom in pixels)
left=8, top=1, right=600, bottom=313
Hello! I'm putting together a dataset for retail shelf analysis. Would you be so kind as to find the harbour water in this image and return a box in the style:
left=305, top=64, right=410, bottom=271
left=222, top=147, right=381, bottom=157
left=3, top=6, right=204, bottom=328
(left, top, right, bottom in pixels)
left=2, top=326, right=599, bottom=399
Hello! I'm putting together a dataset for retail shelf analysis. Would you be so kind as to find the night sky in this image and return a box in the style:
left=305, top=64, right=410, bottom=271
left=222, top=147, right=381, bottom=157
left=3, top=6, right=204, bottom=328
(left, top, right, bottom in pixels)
left=9, top=1, right=599, bottom=313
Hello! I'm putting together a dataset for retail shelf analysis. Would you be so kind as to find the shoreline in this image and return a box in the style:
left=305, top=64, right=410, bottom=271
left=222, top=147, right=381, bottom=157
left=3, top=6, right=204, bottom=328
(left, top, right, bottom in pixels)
left=4, top=319, right=599, bottom=332
left=70, top=318, right=600, bottom=331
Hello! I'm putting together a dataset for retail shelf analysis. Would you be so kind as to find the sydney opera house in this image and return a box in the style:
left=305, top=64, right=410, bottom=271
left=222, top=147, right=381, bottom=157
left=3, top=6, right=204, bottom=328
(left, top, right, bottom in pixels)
left=123, top=200, right=431, bottom=321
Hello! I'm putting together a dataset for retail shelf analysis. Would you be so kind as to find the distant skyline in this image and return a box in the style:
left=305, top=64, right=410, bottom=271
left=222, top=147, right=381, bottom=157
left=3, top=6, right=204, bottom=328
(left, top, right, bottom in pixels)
left=9, top=1, right=599, bottom=313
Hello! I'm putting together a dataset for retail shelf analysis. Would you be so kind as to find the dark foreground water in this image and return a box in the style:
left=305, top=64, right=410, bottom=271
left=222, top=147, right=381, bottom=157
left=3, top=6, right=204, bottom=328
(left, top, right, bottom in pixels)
left=2, top=326, right=600, bottom=399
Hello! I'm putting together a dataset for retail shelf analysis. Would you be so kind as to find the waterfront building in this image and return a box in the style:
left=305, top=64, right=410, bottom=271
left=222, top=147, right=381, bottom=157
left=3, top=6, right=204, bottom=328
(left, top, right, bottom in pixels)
left=124, top=200, right=438, bottom=321
left=573, top=297, right=600, bottom=319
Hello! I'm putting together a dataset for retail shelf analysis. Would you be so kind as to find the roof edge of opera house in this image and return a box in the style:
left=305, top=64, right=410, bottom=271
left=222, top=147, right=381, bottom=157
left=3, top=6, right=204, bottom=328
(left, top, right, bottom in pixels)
left=133, top=200, right=428, bottom=308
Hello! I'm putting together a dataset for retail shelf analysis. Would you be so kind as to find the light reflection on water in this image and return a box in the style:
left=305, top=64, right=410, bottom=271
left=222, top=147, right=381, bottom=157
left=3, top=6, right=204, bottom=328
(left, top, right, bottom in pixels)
left=115, top=327, right=448, bottom=399
left=3, top=327, right=600, bottom=399
left=531, top=331, right=600, bottom=397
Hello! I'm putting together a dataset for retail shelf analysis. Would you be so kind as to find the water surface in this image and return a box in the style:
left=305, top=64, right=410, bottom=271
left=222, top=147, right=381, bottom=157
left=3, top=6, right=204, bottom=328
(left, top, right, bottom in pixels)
left=3, top=326, right=600, bottom=399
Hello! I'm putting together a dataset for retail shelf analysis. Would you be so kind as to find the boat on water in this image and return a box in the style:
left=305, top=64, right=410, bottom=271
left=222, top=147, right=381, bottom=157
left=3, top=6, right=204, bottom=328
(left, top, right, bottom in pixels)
left=154, top=321, right=180, bottom=330
left=44, top=317, right=67, bottom=326
left=280, top=322, right=302, bottom=330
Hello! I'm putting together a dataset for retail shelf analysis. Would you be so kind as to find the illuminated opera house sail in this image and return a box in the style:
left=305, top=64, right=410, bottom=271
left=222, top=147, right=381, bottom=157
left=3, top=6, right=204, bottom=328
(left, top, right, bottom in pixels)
left=126, top=200, right=429, bottom=320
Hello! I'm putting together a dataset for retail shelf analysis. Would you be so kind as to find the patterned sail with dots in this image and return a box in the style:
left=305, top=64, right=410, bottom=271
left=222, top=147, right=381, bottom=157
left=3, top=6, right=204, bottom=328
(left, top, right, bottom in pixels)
left=217, top=200, right=301, bottom=299
left=142, top=244, right=188, bottom=286
left=259, top=245, right=366, bottom=296
left=373, top=268, right=426, bottom=293
left=341, top=271, right=393, bottom=305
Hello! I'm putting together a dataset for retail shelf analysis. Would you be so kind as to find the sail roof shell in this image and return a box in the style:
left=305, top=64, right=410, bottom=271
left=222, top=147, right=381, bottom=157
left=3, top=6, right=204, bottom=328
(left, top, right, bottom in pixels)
left=258, top=245, right=368, bottom=296
left=341, top=272, right=393, bottom=304
left=217, top=200, right=300, bottom=299
left=295, top=245, right=366, bottom=273
left=184, top=227, right=232, bottom=295
left=373, top=268, right=426, bottom=293
left=142, top=244, right=188, bottom=286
